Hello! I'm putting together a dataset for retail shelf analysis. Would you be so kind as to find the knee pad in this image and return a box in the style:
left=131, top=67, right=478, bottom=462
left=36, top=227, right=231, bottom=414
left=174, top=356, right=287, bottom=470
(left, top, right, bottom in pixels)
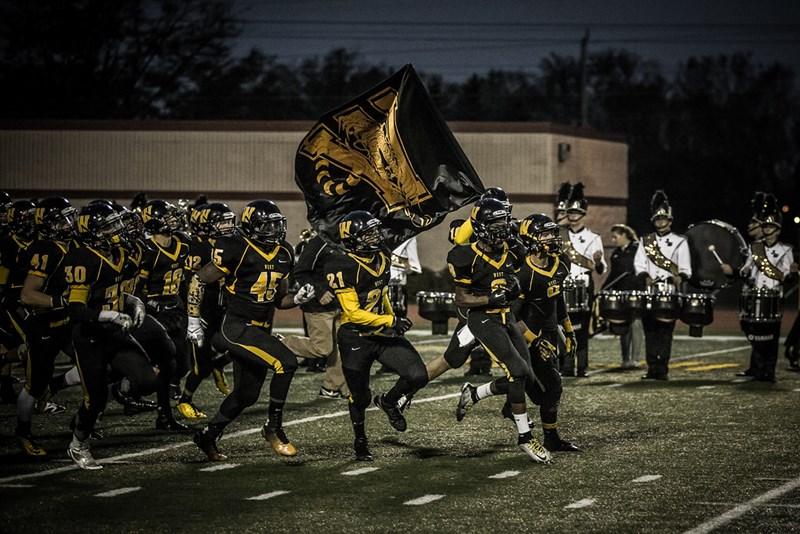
left=350, top=389, right=372, bottom=411
left=508, top=378, right=526, bottom=404
left=280, top=353, right=299, bottom=375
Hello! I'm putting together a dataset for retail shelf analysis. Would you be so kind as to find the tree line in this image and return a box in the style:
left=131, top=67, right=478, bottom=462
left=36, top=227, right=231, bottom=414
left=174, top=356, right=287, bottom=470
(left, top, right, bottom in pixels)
left=1, top=0, right=797, bottom=242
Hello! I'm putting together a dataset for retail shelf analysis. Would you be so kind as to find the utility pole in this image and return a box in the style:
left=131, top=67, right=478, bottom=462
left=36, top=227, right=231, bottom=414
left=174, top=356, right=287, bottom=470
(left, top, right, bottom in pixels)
left=579, top=28, right=590, bottom=127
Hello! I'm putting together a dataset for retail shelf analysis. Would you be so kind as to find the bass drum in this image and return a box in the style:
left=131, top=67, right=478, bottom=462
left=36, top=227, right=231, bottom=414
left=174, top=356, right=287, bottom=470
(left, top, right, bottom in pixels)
left=686, top=220, right=748, bottom=290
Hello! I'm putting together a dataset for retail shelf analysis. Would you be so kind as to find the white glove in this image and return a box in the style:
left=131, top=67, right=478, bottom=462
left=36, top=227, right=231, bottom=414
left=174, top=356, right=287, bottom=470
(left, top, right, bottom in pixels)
left=293, top=283, right=316, bottom=305
left=98, top=310, right=133, bottom=332
left=125, top=294, right=146, bottom=329
left=187, top=316, right=205, bottom=347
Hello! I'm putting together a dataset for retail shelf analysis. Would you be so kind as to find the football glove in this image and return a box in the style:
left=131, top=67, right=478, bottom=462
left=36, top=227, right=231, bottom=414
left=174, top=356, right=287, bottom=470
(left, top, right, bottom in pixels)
left=533, top=336, right=558, bottom=361
left=124, top=294, right=146, bottom=329
left=392, top=316, right=413, bottom=336
left=487, top=288, right=508, bottom=307
left=564, top=331, right=577, bottom=359
left=293, top=283, right=316, bottom=305
left=98, top=310, right=133, bottom=332
left=503, top=275, right=521, bottom=301
left=187, top=316, right=205, bottom=347
left=50, top=294, right=68, bottom=311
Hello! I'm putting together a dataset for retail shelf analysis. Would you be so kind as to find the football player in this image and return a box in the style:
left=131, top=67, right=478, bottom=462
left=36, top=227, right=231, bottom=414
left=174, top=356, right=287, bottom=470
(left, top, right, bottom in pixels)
left=324, top=211, right=428, bottom=461
left=189, top=200, right=314, bottom=461
left=177, top=202, right=236, bottom=418
left=16, top=197, right=76, bottom=456
left=448, top=198, right=551, bottom=463
left=457, top=214, right=580, bottom=452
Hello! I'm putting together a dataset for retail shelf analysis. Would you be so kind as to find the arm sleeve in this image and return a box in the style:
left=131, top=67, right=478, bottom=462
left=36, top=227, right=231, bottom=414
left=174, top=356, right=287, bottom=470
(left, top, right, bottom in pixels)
left=676, top=239, right=692, bottom=278
left=634, top=241, right=648, bottom=277
left=336, top=289, right=394, bottom=328
left=593, top=235, right=607, bottom=274
left=453, top=219, right=474, bottom=246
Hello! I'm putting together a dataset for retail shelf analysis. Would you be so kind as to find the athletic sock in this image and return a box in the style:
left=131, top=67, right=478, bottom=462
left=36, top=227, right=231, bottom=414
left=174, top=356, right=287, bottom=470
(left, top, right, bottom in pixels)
left=513, top=412, right=531, bottom=436
left=475, top=382, right=494, bottom=402
left=16, top=388, right=35, bottom=424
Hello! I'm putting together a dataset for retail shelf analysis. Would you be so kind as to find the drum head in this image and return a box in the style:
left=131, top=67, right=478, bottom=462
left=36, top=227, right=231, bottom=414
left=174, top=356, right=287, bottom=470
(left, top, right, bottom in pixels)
left=686, top=220, right=748, bottom=289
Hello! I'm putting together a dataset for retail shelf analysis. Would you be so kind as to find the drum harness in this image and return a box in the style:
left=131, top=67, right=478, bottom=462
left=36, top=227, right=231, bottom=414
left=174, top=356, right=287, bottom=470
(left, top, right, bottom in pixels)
left=643, top=233, right=680, bottom=279
left=750, top=242, right=785, bottom=283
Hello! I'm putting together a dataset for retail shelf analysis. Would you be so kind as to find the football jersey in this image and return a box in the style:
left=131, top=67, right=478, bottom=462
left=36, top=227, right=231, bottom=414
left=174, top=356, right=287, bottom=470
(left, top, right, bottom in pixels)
left=517, top=253, right=571, bottom=332
left=25, top=239, right=71, bottom=315
left=212, top=235, right=293, bottom=323
left=0, top=234, right=34, bottom=303
left=184, top=235, right=222, bottom=315
left=120, top=240, right=144, bottom=296
left=447, top=242, right=521, bottom=312
left=139, top=236, right=189, bottom=302
left=325, top=250, right=393, bottom=333
left=64, top=246, right=128, bottom=334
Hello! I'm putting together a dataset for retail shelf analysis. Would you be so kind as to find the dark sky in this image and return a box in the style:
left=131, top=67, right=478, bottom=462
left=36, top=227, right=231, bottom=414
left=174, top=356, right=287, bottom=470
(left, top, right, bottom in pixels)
left=233, top=0, right=800, bottom=80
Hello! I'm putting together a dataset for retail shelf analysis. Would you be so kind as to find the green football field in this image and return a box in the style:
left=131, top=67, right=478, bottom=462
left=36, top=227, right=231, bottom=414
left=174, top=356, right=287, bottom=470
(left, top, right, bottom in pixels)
left=1, top=334, right=799, bottom=533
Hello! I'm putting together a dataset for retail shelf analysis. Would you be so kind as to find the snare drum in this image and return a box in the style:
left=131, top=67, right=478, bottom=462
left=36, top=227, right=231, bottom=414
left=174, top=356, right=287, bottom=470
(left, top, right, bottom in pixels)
left=645, top=282, right=683, bottom=322
left=563, top=278, right=590, bottom=314
left=416, top=291, right=457, bottom=335
left=739, top=288, right=782, bottom=323
left=625, top=290, right=647, bottom=318
left=598, top=290, right=631, bottom=323
left=388, top=283, right=407, bottom=316
left=681, top=293, right=715, bottom=336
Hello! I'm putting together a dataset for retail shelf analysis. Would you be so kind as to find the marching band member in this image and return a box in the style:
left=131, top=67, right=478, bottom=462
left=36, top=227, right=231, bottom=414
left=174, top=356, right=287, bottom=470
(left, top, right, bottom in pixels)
left=634, top=190, right=691, bottom=380
left=561, top=183, right=606, bottom=376
left=722, top=194, right=794, bottom=382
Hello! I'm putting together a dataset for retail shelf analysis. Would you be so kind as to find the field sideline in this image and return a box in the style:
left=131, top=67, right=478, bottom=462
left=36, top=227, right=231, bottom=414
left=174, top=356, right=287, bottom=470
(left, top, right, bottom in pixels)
left=1, top=335, right=799, bottom=533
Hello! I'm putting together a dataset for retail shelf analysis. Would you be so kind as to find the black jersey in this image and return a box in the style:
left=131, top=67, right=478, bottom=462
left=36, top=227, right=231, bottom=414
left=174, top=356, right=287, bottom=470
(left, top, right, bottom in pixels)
left=0, top=234, right=34, bottom=303
left=25, top=239, right=71, bottom=310
left=64, top=246, right=128, bottom=336
left=447, top=242, right=521, bottom=312
left=120, top=241, right=145, bottom=296
left=324, top=250, right=393, bottom=333
left=139, top=237, right=189, bottom=302
left=212, top=235, right=293, bottom=323
left=185, top=235, right=222, bottom=313
left=517, top=253, right=571, bottom=332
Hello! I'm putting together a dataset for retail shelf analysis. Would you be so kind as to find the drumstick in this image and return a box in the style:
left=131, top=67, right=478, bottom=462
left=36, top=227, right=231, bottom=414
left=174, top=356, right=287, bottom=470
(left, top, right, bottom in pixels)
left=707, top=244, right=725, bottom=266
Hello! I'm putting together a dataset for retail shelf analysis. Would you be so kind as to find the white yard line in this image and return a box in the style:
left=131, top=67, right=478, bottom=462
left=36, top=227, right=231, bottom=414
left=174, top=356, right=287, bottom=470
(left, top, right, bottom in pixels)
left=731, top=378, right=751, bottom=383
left=565, top=498, right=596, bottom=509
left=683, top=475, right=800, bottom=534
left=246, top=490, right=290, bottom=501
left=198, top=463, right=240, bottom=472
left=341, top=467, right=380, bottom=476
left=0, top=484, right=35, bottom=488
left=697, top=386, right=716, bottom=390
left=698, top=502, right=800, bottom=509
left=606, top=383, right=624, bottom=388
left=404, top=494, right=445, bottom=506
left=94, top=487, right=141, bottom=498
left=632, top=475, right=662, bottom=483
left=488, top=470, right=520, bottom=479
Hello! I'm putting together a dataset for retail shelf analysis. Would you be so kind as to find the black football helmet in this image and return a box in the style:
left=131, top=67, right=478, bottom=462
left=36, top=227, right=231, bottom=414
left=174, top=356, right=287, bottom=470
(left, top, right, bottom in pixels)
left=189, top=202, right=209, bottom=236
left=470, top=198, right=511, bottom=248
left=75, top=203, right=125, bottom=250
left=7, top=200, right=37, bottom=240
left=519, top=213, right=562, bottom=254
left=240, top=200, right=286, bottom=245
left=339, top=211, right=383, bottom=254
left=201, top=203, right=236, bottom=238
left=113, top=205, right=144, bottom=250
left=481, top=187, right=512, bottom=211
left=0, top=192, right=12, bottom=230
left=35, top=197, right=76, bottom=241
left=141, top=200, right=180, bottom=235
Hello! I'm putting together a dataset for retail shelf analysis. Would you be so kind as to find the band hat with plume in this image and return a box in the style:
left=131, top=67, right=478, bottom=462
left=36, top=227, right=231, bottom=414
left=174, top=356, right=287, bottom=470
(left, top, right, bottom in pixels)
left=757, top=193, right=782, bottom=228
left=556, top=182, right=572, bottom=211
left=649, top=189, right=672, bottom=220
left=611, top=223, right=638, bottom=242
left=749, top=191, right=766, bottom=222
left=566, top=182, right=588, bottom=213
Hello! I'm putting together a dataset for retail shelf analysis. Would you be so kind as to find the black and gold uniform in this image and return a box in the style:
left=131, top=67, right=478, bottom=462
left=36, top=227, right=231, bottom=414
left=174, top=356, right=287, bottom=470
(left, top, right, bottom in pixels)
left=0, top=211, right=35, bottom=354
left=191, top=200, right=302, bottom=461
left=325, top=211, right=427, bottom=461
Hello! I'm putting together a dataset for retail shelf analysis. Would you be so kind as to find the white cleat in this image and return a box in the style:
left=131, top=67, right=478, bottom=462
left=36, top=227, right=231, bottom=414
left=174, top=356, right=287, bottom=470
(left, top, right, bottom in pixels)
left=518, top=438, right=552, bottom=464
left=67, top=441, right=103, bottom=470
left=455, top=382, right=476, bottom=422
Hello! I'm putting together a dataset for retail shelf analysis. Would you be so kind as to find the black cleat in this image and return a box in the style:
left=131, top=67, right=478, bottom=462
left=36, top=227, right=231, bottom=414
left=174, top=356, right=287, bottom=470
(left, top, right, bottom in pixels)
left=544, top=435, right=582, bottom=452
left=156, top=415, right=192, bottom=433
left=194, top=430, right=227, bottom=462
left=735, top=369, right=755, bottom=377
left=354, top=438, right=373, bottom=461
left=373, top=393, right=406, bottom=432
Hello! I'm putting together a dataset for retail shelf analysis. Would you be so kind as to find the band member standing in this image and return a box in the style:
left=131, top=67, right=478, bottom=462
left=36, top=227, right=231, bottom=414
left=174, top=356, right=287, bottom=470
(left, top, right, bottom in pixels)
left=561, top=183, right=606, bottom=376
left=634, top=190, right=692, bottom=380
left=554, top=182, right=572, bottom=227
left=722, top=194, right=794, bottom=382
left=604, top=224, right=644, bottom=369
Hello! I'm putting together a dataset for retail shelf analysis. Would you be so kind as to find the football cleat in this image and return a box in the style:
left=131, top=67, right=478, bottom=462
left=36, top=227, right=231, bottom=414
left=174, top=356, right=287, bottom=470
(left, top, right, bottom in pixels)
left=212, top=368, right=231, bottom=395
left=543, top=435, right=581, bottom=452
left=455, top=382, right=476, bottom=422
left=354, top=437, right=373, bottom=462
left=518, top=437, right=552, bottom=463
left=194, top=430, right=227, bottom=462
left=177, top=401, right=207, bottom=419
left=17, top=434, right=47, bottom=457
left=155, top=415, right=192, bottom=433
left=37, top=400, right=66, bottom=415
left=261, top=426, right=298, bottom=457
left=67, top=440, right=103, bottom=470
left=318, top=386, right=342, bottom=399
left=397, top=394, right=413, bottom=413
left=373, top=393, right=407, bottom=432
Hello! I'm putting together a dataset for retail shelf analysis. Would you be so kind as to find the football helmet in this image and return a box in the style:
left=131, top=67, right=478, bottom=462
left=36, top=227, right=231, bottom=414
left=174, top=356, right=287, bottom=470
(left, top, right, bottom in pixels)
left=7, top=200, right=37, bottom=240
left=35, top=197, right=76, bottom=241
left=240, top=200, right=286, bottom=245
left=75, top=203, right=125, bottom=250
left=339, top=211, right=383, bottom=254
left=0, top=192, right=12, bottom=229
left=201, top=203, right=236, bottom=238
left=141, top=200, right=180, bottom=235
left=470, top=197, right=511, bottom=248
left=481, top=187, right=512, bottom=211
left=519, top=213, right=562, bottom=254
